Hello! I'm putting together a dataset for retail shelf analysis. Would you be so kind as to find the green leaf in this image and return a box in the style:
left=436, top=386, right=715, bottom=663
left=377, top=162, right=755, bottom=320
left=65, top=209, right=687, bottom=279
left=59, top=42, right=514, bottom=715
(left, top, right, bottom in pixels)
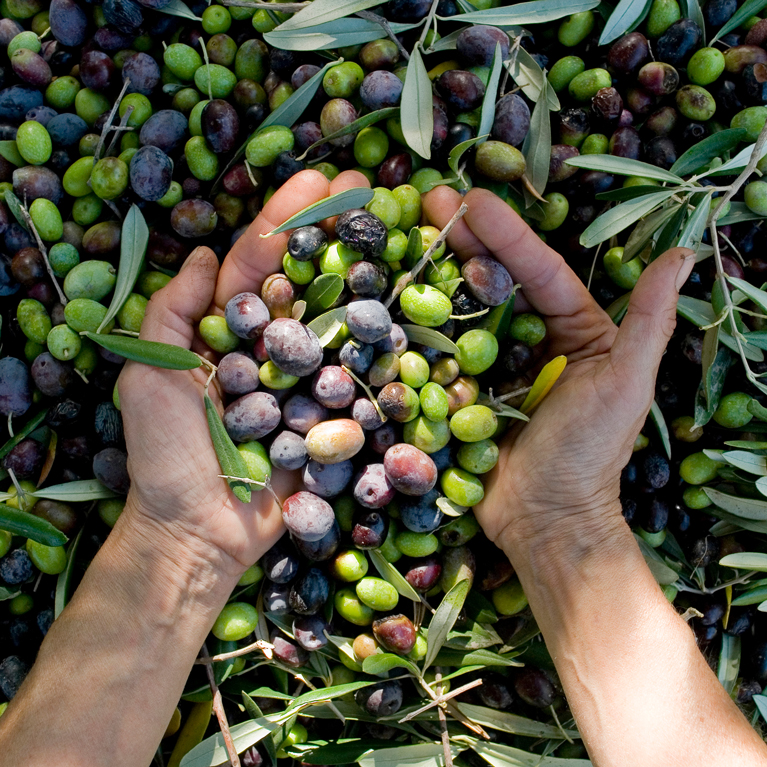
left=565, top=154, right=684, bottom=184
left=506, top=47, right=560, bottom=109
left=477, top=43, right=504, bottom=144
left=302, top=273, right=345, bottom=317
left=521, top=77, right=551, bottom=205
left=368, top=548, right=421, bottom=602
left=705, top=488, right=767, bottom=521
left=717, top=633, right=740, bottom=696
left=676, top=193, right=711, bottom=251
left=423, top=578, right=471, bottom=670
left=4, top=189, right=28, bottom=231
left=0, top=586, right=19, bottom=601
left=711, top=0, right=767, bottom=43
left=622, top=202, right=682, bottom=262
left=405, top=225, right=423, bottom=268
left=653, top=201, right=689, bottom=261
left=276, top=0, right=386, bottom=30
left=156, top=0, right=201, bottom=19
left=745, top=331, right=767, bottom=351
left=401, top=46, right=433, bottom=160
left=84, top=332, right=202, bottom=370
left=598, top=0, right=653, bottom=44
left=753, top=694, right=767, bottom=725
left=180, top=717, right=281, bottom=767
left=475, top=289, right=517, bottom=338
left=306, top=307, right=348, bottom=347
left=242, top=694, right=279, bottom=766
left=296, top=107, right=399, bottom=160
left=297, top=739, right=399, bottom=765
left=424, top=27, right=466, bottom=52
left=465, top=590, right=498, bottom=624
left=720, top=450, right=767, bottom=475
left=579, top=190, right=677, bottom=248
left=707, top=139, right=767, bottom=177
left=732, top=583, right=767, bottom=605
left=54, top=525, right=85, bottom=618
left=649, top=400, right=671, bottom=460
left=401, top=324, right=459, bottom=354
left=728, top=276, right=767, bottom=315
left=30, top=479, right=114, bottom=502
left=670, top=128, right=745, bottom=177
left=677, top=295, right=716, bottom=327
left=606, top=291, right=631, bottom=324
left=683, top=0, right=706, bottom=40
left=362, top=653, right=420, bottom=677
left=285, top=681, right=375, bottom=714
left=446, top=0, right=600, bottom=26
left=445, top=620, right=502, bottom=650
left=0, top=140, right=24, bottom=166
left=204, top=394, right=251, bottom=504
left=263, top=187, right=375, bottom=237
left=473, top=740, right=591, bottom=767
left=457, top=703, right=580, bottom=740
left=0, top=408, right=48, bottom=462
left=719, top=201, right=767, bottom=226
left=0, top=503, right=68, bottom=546
left=448, top=135, right=488, bottom=182
left=596, top=185, right=672, bottom=202
left=720, top=552, right=767, bottom=571
left=694, top=345, right=733, bottom=429
left=98, top=205, right=148, bottom=333
left=431, top=646, right=525, bottom=667
left=264, top=19, right=419, bottom=51
left=358, top=742, right=463, bottom=767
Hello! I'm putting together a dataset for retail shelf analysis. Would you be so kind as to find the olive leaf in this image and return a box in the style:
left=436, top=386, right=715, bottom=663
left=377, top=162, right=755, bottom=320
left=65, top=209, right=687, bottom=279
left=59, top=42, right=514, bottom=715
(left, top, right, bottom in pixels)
left=670, top=128, right=745, bottom=177
left=156, top=0, right=201, bottom=20
left=0, top=587, right=19, bottom=601
left=275, top=0, right=386, bottom=31
left=606, top=291, right=631, bottom=323
left=204, top=394, right=251, bottom=504
left=262, top=187, right=375, bottom=237
left=264, top=19, right=419, bottom=51
left=423, top=578, right=471, bottom=671
left=284, top=681, right=376, bottom=715
left=445, top=0, right=600, bottom=26
left=401, top=325, right=459, bottom=354
left=520, top=355, right=567, bottom=414
left=358, top=742, right=462, bottom=767
left=368, top=549, right=421, bottom=602
left=296, top=740, right=400, bottom=765
left=477, top=43, right=504, bottom=145
left=30, top=479, right=115, bottom=502
left=683, top=0, right=706, bottom=40
left=652, top=202, right=689, bottom=261
left=54, top=525, right=85, bottom=618
left=579, top=190, right=678, bottom=248
left=84, top=332, right=202, bottom=370
left=0, top=503, right=68, bottom=547
left=424, top=27, right=466, bottom=52
left=0, top=140, right=24, bottom=166
left=431, top=647, right=522, bottom=668
left=598, top=0, right=653, bottom=45
left=97, top=205, right=149, bottom=333
left=720, top=450, right=767, bottom=475
left=457, top=703, right=580, bottom=740
left=306, top=307, right=348, bottom=347
left=436, top=497, right=469, bottom=517
left=717, top=634, right=741, bottom=696
left=719, top=201, right=767, bottom=227
left=296, top=108, right=399, bottom=161
left=401, top=46, right=433, bottom=160
left=363, top=652, right=421, bottom=677
left=0, top=407, right=48, bottom=462
left=405, top=225, right=423, bottom=269
left=506, top=47, right=560, bottom=110
left=634, top=534, right=680, bottom=585
left=707, top=139, right=767, bottom=177
left=180, top=717, right=281, bottom=767
left=704, top=488, right=767, bottom=521
left=720, top=552, right=767, bottom=571
left=746, top=331, right=767, bottom=350
left=727, top=276, right=767, bottom=314
left=694, top=346, right=733, bottom=428
left=521, top=76, right=551, bottom=206
left=4, top=189, right=29, bottom=231
left=733, top=584, right=767, bottom=605
left=163, top=83, right=186, bottom=95
left=302, top=273, right=345, bottom=317
left=597, top=185, right=670, bottom=202
left=448, top=135, right=488, bottom=184
left=711, top=0, right=767, bottom=43
left=649, top=400, right=671, bottom=460
left=565, top=154, right=684, bottom=184
left=622, top=202, right=682, bottom=262
left=676, top=294, right=716, bottom=327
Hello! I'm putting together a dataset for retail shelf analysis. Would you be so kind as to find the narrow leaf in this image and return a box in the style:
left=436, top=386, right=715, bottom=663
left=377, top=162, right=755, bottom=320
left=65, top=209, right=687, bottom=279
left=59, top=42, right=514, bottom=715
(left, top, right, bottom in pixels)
left=475, top=288, right=517, bottom=338
left=717, top=634, right=741, bottom=695
left=302, top=273, right=345, bottom=317
left=358, top=742, right=461, bottom=767
left=599, top=0, right=653, bottom=44
left=156, top=0, right=201, bottom=19
left=401, top=46, right=433, bottom=160
left=652, top=200, right=688, bottom=260
left=204, top=394, right=251, bottom=504
left=448, top=135, right=487, bottom=181
left=704, top=488, right=767, bottom=521
left=55, top=525, right=85, bottom=618
left=369, top=548, right=421, bottom=602
left=720, top=552, right=767, bottom=571
left=264, top=19, right=419, bottom=51
left=683, top=0, right=706, bottom=39
left=649, top=400, right=671, bottom=460
left=181, top=717, right=280, bottom=767
left=0, top=587, right=19, bottom=601
left=0, top=140, right=24, bottom=166
left=596, top=185, right=670, bottom=202
left=0, top=408, right=48, bottom=461
left=262, top=188, right=374, bottom=237
left=520, top=355, right=566, bottom=414
left=506, top=47, right=560, bottom=109
left=754, top=694, right=767, bottom=725
left=31, top=479, right=114, bottom=502
left=276, top=0, right=386, bottom=30
left=677, top=295, right=716, bottom=327
left=362, top=653, right=420, bottom=677
left=306, top=307, right=347, bottom=347
left=4, top=189, right=28, bottom=231
left=565, top=154, right=684, bottom=183
left=728, top=276, right=767, bottom=314
left=676, top=194, right=711, bottom=251
left=635, top=535, right=679, bottom=585
left=521, top=76, right=551, bottom=204
left=477, top=43, right=503, bottom=144
left=719, top=201, right=767, bottom=226
left=732, top=584, right=767, bottom=605
left=606, top=291, right=631, bottom=323
left=670, top=128, right=745, bottom=177
left=297, top=108, right=399, bottom=160
left=447, top=0, right=600, bottom=26
left=721, top=450, right=767, bottom=475
left=432, top=647, right=523, bottom=667
left=423, top=578, right=472, bottom=670
left=0, top=503, right=67, bottom=546
left=98, top=205, right=149, bottom=332
left=622, top=202, right=682, bottom=262
left=707, top=139, right=767, bottom=176
left=401, top=324, right=459, bottom=354
left=694, top=346, right=734, bottom=428
left=711, top=0, right=767, bottom=43
left=457, top=703, right=580, bottom=740
left=579, top=190, right=678, bottom=248
left=285, top=681, right=375, bottom=714
left=473, top=740, right=591, bottom=767
left=84, top=332, right=202, bottom=370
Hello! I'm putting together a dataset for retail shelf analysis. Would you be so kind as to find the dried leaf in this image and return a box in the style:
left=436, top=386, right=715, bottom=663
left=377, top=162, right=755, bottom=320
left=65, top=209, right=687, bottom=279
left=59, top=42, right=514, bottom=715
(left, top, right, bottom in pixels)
left=520, top=355, right=566, bottom=414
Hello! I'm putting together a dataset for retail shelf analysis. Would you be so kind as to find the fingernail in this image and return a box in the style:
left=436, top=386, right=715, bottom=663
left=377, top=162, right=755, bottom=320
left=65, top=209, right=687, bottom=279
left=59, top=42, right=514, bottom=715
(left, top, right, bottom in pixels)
left=179, top=247, right=202, bottom=272
left=675, top=251, right=696, bottom=292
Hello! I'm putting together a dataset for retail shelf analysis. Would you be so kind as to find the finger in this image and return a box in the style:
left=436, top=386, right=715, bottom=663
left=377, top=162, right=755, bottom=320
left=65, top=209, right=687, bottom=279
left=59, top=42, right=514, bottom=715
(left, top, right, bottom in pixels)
left=610, top=247, right=695, bottom=391
left=321, top=169, right=372, bottom=235
left=214, top=169, right=330, bottom=308
left=140, top=246, right=219, bottom=349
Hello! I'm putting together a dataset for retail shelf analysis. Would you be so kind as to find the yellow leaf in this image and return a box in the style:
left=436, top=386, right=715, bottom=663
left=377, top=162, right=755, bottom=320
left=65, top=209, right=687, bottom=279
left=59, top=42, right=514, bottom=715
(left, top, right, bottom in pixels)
left=724, top=584, right=733, bottom=631
left=520, top=355, right=567, bottom=415
left=167, top=700, right=213, bottom=767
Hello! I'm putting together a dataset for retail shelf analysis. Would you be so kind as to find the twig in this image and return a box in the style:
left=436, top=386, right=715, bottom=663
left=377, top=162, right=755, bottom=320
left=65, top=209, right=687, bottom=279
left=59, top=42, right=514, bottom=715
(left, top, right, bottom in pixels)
left=356, top=10, right=410, bottom=61
left=195, top=639, right=275, bottom=663
left=18, top=198, right=67, bottom=305
left=549, top=705, right=573, bottom=744
left=402, top=678, right=484, bottom=722
left=435, top=671, right=454, bottom=767
left=105, top=105, right=135, bottom=158
left=219, top=0, right=308, bottom=7
left=417, top=0, right=441, bottom=48
left=385, top=203, right=469, bottom=308
left=342, top=365, right=387, bottom=422
left=200, top=642, right=241, bottom=767
left=94, top=77, right=132, bottom=162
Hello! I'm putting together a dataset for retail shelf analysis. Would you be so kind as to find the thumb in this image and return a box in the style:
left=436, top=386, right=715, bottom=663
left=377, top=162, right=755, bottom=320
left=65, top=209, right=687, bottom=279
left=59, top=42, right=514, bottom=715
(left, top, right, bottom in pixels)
left=139, top=246, right=219, bottom=349
left=609, top=247, right=696, bottom=392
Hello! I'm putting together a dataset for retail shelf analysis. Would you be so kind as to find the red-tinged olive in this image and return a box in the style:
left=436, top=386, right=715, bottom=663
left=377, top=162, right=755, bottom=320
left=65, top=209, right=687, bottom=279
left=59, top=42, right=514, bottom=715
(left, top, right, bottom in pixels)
left=403, top=555, right=442, bottom=592
left=372, top=614, right=417, bottom=654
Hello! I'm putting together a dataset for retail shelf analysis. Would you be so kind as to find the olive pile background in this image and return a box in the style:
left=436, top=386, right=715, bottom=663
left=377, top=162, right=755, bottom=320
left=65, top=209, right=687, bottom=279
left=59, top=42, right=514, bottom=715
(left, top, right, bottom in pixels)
left=3, top=0, right=767, bottom=762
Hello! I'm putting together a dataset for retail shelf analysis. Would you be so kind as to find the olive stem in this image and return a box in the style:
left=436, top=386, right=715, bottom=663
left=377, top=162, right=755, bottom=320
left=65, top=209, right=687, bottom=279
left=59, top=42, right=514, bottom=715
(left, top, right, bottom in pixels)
left=435, top=670, right=454, bottom=767
left=111, top=329, right=140, bottom=336
left=417, top=0, right=441, bottom=49
left=197, top=37, right=213, bottom=101
left=94, top=77, right=132, bottom=163
left=5, top=467, right=28, bottom=514
left=717, top=231, right=746, bottom=267
left=549, top=704, right=574, bottom=744
left=449, top=307, right=489, bottom=321
left=676, top=571, right=754, bottom=595
left=341, top=365, right=388, bottom=422
left=200, top=642, right=242, bottom=767
left=355, top=10, right=410, bottom=61
left=385, top=202, right=469, bottom=308
left=104, top=105, right=135, bottom=158
left=196, top=639, right=274, bottom=664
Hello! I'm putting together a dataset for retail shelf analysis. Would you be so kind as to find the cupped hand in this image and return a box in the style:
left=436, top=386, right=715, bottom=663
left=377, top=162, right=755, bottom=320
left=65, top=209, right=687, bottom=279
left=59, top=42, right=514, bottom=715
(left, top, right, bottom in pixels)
left=423, top=186, right=695, bottom=553
left=118, top=169, right=371, bottom=573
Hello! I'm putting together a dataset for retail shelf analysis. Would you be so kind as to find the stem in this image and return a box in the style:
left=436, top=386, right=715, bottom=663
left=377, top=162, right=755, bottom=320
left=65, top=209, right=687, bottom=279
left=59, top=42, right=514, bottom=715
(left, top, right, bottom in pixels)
left=417, top=0, right=440, bottom=48
left=435, top=670, right=454, bottom=767
left=196, top=639, right=274, bottom=663
left=342, top=365, right=388, bottom=422
left=94, top=78, right=132, bottom=162
left=18, top=196, right=67, bottom=305
left=105, top=105, right=135, bottom=158
left=200, top=642, right=241, bottom=767
left=356, top=10, right=410, bottom=61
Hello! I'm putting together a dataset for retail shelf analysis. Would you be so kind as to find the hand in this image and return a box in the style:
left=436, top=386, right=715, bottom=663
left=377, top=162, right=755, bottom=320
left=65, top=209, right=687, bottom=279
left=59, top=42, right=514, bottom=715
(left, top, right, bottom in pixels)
left=118, top=170, right=372, bottom=573
left=423, top=186, right=695, bottom=555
